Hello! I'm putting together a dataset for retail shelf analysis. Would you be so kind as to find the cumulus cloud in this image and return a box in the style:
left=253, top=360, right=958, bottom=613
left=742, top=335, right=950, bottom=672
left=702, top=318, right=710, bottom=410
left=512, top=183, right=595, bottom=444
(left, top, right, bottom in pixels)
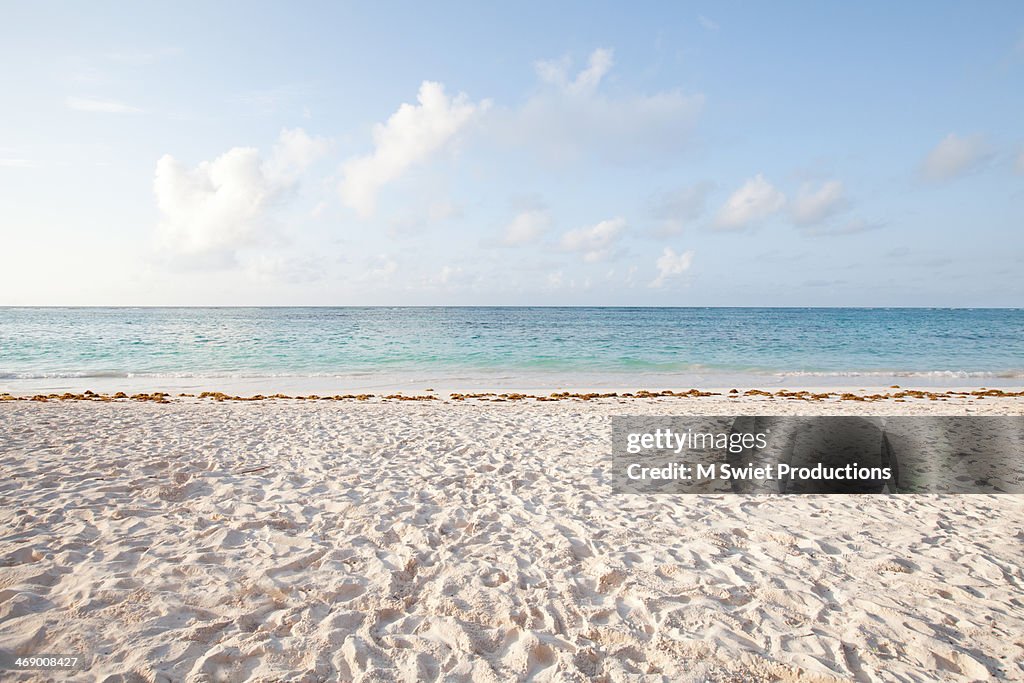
left=920, top=133, right=991, bottom=181
left=650, top=181, right=712, bottom=235
left=650, top=247, right=694, bottom=288
left=502, top=209, right=551, bottom=246
left=154, top=148, right=271, bottom=263
left=503, top=48, right=704, bottom=165
left=790, top=180, right=846, bottom=226
left=153, top=128, right=328, bottom=265
left=714, top=174, right=786, bottom=230
left=66, top=96, right=142, bottom=113
left=561, top=217, right=626, bottom=262
left=339, top=81, right=490, bottom=217
left=264, top=127, right=331, bottom=181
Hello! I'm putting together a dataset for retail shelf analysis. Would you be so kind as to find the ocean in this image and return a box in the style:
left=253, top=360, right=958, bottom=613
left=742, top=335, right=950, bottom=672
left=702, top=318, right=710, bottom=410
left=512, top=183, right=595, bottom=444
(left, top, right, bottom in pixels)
left=1, top=307, right=1022, bottom=393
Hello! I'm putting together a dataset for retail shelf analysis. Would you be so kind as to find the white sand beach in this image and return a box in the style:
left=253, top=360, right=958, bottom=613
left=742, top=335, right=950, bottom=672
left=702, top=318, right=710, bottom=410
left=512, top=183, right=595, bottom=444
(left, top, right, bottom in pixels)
left=1, top=393, right=1022, bottom=681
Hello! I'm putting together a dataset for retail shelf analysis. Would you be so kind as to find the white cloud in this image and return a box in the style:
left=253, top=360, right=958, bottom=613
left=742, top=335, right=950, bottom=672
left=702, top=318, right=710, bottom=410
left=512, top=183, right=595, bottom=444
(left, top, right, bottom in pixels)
left=1016, top=148, right=1024, bottom=174
left=650, top=247, right=694, bottom=288
left=65, top=96, right=142, bottom=113
left=534, top=55, right=571, bottom=88
left=715, top=174, right=786, bottom=230
left=561, top=217, right=626, bottom=262
left=154, top=148, right=269, bottom=263
left=339, top=81, right=490, bottom=217
left=790, top=180, right=845, bottom=226
left=571, top=48, right=614, bottom=94
left=502, top=209, right=550, bottom=246
left=503, top=49, right=704, bottom=165
left=536, top=48, right=614, bottom=95
left=264, top=127, right=331, bottom=182
left=153, top=128, right=327, bottom=264
left=920, top=133, right=991, bottom=181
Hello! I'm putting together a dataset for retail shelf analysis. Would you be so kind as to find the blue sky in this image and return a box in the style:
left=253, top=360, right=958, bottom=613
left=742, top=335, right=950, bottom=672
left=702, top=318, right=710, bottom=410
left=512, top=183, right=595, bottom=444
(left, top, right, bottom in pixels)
left=1, top=1, right=1022, bottom=306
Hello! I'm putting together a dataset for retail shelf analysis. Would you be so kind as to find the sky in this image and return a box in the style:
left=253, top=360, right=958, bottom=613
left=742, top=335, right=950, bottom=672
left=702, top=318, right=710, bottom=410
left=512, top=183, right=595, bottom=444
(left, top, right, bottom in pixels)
left=1, top=1, right=1022, bottom=306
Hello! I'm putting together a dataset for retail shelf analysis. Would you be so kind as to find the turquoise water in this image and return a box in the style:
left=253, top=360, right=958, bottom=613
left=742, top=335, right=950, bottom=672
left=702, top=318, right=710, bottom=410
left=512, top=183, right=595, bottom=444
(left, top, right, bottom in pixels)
left=1, top=308, right=1022, bottom=392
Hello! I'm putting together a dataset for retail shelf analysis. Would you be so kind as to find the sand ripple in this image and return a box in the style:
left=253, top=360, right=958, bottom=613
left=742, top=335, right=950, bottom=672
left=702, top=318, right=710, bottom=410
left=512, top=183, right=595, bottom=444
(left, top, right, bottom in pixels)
left=0, top=398, right=1022, bottom=681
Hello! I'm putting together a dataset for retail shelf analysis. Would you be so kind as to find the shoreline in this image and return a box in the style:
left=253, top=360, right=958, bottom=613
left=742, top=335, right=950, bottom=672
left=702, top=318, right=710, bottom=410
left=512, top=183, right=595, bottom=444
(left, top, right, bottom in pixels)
left=4, top=370, right=1024, bottom=399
